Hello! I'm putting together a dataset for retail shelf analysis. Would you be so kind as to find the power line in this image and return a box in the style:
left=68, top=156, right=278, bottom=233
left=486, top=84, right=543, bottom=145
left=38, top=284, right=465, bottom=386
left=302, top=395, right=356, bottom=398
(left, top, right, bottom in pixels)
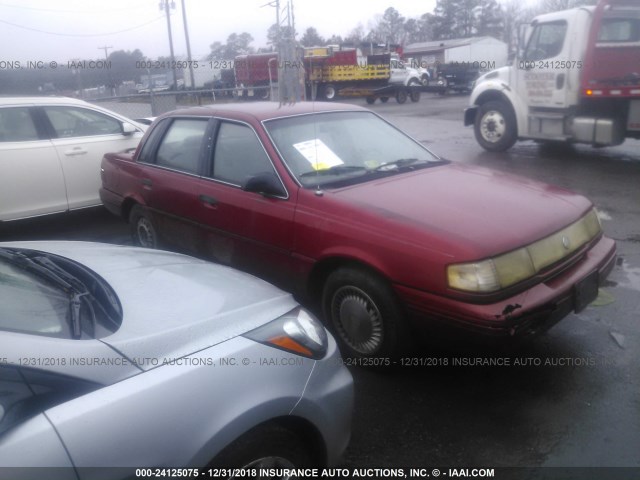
left=0, top=16, right=165, bottom=37
left=0, top=1, right=150, bottom=14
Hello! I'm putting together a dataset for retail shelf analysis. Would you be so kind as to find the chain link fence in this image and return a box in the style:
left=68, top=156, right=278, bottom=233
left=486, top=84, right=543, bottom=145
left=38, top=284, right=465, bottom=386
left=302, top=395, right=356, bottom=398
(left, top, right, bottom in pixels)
left=89, top=86, right=271, bottom=121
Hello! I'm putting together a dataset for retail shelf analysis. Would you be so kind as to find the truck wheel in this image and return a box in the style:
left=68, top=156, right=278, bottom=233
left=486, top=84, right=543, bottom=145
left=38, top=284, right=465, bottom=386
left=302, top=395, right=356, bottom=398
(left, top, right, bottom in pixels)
left=322, top=84, right=338, bottom=101
left=395, top=89, right=407, bottom=104
left=366, top=96, right=376, bottom=104
left=474, top=100, right=518, bottom=152
left=322, top=266, right=409, bottom=359
left=380, top=97, right=389, bottom=103
left=407, top=79, right=421, bottom=102
left=129, top=205, right=159, bottom=249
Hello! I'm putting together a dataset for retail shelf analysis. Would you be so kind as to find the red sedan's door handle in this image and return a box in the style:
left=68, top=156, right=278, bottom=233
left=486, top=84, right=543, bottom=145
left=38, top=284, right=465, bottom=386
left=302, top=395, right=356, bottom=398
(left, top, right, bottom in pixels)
left=141, top=178, right=152, bottom=187
left=199, top=194, right=218, bottom=208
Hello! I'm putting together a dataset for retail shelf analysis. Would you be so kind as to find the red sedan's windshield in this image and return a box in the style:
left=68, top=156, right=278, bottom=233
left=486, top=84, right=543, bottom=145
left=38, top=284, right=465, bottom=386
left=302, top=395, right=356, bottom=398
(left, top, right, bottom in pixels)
left=263, top=111, right=440, bottom=187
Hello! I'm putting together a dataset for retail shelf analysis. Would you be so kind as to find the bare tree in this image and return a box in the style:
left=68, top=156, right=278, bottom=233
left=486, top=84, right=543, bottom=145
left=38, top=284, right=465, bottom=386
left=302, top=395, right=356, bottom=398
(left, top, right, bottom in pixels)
left=501, top=0, right=524, bottom=52
left=343, top=24, right=366, bottom=46
left=538, top=0, right=597, bottom=14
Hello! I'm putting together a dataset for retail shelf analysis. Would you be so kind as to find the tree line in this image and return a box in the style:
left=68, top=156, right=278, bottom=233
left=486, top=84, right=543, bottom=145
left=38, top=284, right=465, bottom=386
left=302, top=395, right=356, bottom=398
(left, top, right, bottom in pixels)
left=208, top=0, right=596, bottom=60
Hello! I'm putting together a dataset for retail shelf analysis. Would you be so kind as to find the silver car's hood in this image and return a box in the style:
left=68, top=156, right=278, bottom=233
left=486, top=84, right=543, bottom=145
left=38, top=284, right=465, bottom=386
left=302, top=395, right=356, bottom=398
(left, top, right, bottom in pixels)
left=1, top=241, right=297, bottom=367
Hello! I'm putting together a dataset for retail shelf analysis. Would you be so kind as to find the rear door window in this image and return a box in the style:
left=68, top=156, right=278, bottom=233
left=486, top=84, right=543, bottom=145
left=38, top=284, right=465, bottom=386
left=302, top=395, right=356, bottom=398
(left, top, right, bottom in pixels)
left=0, top=108, right=39, bottom=142
left=155, top=118, right=208, bottom=175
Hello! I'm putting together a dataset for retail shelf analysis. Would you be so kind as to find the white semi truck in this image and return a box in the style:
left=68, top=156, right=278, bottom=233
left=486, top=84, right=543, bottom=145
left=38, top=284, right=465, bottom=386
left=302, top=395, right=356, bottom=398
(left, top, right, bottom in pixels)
left=464, top=0, right=640, bottom=151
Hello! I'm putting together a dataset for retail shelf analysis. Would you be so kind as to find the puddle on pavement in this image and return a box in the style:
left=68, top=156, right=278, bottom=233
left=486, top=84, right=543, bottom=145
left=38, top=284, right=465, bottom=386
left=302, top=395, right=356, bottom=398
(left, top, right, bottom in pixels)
left=617, top=261, right=640, bottom=292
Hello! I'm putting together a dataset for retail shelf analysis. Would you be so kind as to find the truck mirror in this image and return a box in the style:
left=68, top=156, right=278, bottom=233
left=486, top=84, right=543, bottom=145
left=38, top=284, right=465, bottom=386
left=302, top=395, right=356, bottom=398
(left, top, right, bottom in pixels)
left=517, top=23, right=532, bottom=59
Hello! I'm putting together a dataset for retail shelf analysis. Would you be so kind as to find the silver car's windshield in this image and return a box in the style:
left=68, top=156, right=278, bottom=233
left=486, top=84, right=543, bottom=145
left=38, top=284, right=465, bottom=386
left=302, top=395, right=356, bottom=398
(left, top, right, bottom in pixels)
left=264, top=111, right=441, bottom=188
left=0, top=259, right=71, bottom=337
left=0, top=249, right=122, bottom=339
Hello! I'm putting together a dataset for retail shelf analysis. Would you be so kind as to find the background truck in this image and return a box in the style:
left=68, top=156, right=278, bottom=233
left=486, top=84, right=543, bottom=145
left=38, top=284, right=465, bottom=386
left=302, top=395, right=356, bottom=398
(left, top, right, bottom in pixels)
left=234, top=53, right=276, bottom=99
left=435, top=62, right=481, bottom=94
left=234, top=47, right=423, bottom=102
left=465, top=0, right=640, bottom=151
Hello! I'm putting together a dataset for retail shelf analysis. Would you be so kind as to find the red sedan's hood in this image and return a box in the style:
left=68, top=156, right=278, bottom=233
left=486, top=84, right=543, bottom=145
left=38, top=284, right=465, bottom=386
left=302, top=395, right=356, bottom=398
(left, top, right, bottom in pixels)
left=327, top=163, right=593, bottom=260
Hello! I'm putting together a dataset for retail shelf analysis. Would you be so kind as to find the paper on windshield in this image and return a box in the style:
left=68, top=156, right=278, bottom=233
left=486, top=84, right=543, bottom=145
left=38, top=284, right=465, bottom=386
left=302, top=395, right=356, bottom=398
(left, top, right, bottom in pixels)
left=293, top=139, right=344, bottom=171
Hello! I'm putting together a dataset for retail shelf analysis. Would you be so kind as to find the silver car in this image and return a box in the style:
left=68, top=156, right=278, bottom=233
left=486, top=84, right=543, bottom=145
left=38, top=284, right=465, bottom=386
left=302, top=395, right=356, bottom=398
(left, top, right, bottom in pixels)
left=0, top=241, right=353, bottom=478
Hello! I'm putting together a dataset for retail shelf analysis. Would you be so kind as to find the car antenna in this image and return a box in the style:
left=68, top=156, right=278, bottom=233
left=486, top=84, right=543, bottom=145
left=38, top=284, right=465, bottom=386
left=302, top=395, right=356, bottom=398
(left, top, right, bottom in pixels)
left=309, top=65, right=322, bottom=196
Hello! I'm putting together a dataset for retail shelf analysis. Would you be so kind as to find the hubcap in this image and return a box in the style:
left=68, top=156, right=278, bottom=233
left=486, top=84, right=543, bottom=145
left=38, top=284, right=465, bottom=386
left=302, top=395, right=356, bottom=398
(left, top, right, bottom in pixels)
left=325, top=87, right=336, bottom=99
left=136, top=217, right=156, bottom=248
left=480, top=110, right=506, bottom=143
left=331, top=286, right=384, bottom=354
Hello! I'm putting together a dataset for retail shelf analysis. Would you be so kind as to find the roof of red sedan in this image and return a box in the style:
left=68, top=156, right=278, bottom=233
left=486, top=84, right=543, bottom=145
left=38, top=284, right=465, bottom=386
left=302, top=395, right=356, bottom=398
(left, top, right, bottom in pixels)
left=158, top=101, right=368, bottom=123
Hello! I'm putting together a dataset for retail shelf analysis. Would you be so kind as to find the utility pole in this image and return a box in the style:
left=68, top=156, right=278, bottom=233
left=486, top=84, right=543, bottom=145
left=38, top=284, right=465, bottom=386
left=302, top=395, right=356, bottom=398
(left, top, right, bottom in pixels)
left=98, top=46, right=114, bottom=96
left=278, top=0, right=302, bottom=103
left=180, top=0, right=196, bottom=93
left=97, top=45, right=113, bottom=60
left=159, top=0, right=179, bottom=92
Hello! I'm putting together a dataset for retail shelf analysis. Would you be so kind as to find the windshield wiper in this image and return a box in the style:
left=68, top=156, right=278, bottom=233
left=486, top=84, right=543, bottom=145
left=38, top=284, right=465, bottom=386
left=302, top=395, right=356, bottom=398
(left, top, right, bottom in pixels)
left=374, top=158, right=422, bottom=171
left=299, top=165, right=367, bottom=177
left=0, top=249, right=93, bottom=339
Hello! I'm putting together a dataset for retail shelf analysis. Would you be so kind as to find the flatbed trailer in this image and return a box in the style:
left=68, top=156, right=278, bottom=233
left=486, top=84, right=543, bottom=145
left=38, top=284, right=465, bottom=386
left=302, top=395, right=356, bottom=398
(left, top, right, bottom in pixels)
left=337, top=84, right=422, bottom=104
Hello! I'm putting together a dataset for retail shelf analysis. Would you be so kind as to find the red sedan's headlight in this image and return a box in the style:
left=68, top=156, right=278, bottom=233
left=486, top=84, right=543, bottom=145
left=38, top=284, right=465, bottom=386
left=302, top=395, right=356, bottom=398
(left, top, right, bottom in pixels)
left=448, top=209, right=602, bottom=293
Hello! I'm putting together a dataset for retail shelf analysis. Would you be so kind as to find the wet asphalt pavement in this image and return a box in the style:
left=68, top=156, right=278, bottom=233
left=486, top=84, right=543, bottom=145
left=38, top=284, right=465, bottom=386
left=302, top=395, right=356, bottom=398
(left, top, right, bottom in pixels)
left=1, top=94, right=638, bottom=475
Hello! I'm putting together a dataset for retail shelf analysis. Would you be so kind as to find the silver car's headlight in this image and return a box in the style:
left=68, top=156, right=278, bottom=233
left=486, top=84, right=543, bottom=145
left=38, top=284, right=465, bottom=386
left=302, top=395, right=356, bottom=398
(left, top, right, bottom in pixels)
left=448, top=209, right=602, bottom=293
left=244, top=307, right=328, bottom=359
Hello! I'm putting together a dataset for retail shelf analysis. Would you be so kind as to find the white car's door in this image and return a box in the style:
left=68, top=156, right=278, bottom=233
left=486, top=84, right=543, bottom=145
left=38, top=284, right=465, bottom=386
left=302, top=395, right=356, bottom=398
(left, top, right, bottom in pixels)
left=0, top=106, right=68, bottom=221
left=42, top=106, right=143, bottom=210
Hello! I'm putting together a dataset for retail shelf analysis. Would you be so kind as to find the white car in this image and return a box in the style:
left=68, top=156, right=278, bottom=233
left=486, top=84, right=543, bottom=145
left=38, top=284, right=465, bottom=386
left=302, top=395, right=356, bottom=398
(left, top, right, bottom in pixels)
left=0, top=97, right=146, bottom=222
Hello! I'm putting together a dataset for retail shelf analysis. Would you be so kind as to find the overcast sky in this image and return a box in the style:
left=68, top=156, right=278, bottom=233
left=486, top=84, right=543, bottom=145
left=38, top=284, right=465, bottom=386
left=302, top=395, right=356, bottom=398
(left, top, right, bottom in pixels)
left=0, top=0, right=442, bottom=63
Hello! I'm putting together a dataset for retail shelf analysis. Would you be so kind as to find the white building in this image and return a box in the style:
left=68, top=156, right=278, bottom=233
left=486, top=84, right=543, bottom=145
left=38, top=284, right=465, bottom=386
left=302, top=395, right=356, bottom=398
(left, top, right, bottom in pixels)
left=404, top=37, right=508, bottom=71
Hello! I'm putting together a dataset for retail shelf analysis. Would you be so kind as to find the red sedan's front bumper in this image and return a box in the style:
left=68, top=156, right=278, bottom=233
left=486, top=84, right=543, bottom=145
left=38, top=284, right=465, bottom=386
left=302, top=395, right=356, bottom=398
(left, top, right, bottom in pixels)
left=396, top=235, right=617, bottom=337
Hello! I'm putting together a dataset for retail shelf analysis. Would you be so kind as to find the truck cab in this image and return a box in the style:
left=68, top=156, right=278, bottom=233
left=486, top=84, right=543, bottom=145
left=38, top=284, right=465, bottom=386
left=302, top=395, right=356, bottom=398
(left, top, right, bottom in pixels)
left=465, top=0, right=640, bottom=151
left=389, top=56, right=423, bottom=87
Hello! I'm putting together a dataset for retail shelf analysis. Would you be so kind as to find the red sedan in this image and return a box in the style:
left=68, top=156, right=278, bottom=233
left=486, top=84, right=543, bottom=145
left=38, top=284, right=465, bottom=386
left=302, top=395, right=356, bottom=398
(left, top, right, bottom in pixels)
left=100, top=102, right=616, bottom=359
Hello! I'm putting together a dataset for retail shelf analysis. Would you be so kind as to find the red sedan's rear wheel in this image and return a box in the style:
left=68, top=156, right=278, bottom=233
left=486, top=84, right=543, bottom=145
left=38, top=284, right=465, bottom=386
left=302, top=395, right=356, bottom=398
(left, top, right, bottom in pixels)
left=129, top=205, right=159, bottom=249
